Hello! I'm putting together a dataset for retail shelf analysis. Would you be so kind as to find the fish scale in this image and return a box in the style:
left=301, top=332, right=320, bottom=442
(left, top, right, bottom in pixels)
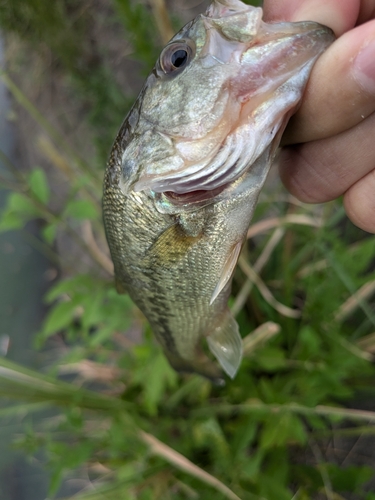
left=103, top=0, right=334, bottom=383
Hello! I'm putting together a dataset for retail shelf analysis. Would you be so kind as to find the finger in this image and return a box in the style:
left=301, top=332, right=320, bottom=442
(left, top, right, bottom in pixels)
left=343, top=170, right=375, bottom=233
left=278, top=111, right=375, bottom=203
left=281, top=20, right=375, bottom=145
left=263, top=0, right=360, bottom=35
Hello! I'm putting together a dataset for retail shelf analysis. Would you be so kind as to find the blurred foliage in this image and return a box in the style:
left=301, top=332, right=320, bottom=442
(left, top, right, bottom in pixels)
left=0, top=0, right=375, bottom=499
left=0, top=0, right=159, bottom=160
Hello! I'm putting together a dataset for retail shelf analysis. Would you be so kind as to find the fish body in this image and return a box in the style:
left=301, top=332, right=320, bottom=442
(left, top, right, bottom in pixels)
left=103, top=0, right=334, bottom=383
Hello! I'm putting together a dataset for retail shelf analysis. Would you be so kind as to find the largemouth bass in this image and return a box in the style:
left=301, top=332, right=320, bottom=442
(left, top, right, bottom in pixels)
left=103, top=0, right=334, bottom=384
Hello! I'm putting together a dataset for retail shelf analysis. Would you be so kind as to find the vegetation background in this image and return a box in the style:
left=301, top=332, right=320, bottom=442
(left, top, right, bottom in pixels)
left=0, top=0, right=375, bottom=499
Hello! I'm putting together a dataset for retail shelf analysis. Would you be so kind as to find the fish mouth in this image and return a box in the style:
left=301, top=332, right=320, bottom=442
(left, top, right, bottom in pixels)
left=129, top=7, right=334, bottom=200
left=163, top=185, right=227, bottom=207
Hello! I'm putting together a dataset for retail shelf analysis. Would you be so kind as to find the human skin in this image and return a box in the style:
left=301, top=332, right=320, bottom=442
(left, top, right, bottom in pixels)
left=263, top=0, right=375, bottom=233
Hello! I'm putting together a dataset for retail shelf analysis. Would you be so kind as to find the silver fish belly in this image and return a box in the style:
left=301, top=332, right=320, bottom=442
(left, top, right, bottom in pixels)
left=103, top=0, right=334, bottom=383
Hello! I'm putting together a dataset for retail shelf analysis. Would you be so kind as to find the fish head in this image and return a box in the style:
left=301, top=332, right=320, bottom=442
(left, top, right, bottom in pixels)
left=120, top=0, right=334, bottom=199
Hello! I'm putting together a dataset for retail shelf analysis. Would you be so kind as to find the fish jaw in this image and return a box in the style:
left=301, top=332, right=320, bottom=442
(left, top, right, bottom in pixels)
left=120, top=4, right=334, bottom=196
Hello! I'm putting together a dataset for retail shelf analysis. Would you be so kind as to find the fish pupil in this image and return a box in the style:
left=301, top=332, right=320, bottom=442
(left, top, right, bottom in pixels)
left=171, top=49, right=188, bottom=68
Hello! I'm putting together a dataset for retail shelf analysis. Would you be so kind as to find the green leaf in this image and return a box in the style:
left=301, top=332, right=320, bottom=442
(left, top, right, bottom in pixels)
left=45, top=275, right=95, bottom=302
left=29, top=167, right=50, bottom=204
left=8, top=192, right=40, bottom=215
left=133, top=350, right=178, bottom=416
left=0, top=191, right=42, bottom=232
left=81, top=291, right=105, bottom=330
left=0, top=209, right=24, bottom=232
left=64, top=199, right=98, bottom=220
left=258, top=474, right=292, bottom=500
left=144, top=353, right=178, bottom=415
left=42, top=300, right=78, bottom=337
left=193, top=417, right=230, bottom=459
left=42, top=222, right=58, bottom=244
left=89, top=325, right=114, bottom=347
left=232, top=417, right=258, bottom=457
left=295, top=326, right=322, bottom=359
left=255, top=347, right=286, bottom=371
left=49, top=467, right=63, bottom=497
left=240, top=449, right=264, bottom=480
left=327, top=464, right=374, bottom=493
left=260, top=413, right=307, bottom=449
left=51, top=440, right=94, bottom=469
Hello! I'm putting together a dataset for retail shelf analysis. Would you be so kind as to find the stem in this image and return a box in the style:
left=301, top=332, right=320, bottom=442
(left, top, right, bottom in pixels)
left=238, top=255, right=301, bottom=319
left=232, top=227, right=284, bottom=316
left=81, top=221, right=114, bottom=275
left=242, top=322, right=281, bottom=356
left=140, top=431, right=242, bottom=500
left=247, top=214, right=322, bottom=239
left=194, top=400, right=375, bottom=424
left=309, top=438, right=334, bottom=500
left=37, top=135, right=101, bottom=209
left=149, top=0, right=174, bottom=44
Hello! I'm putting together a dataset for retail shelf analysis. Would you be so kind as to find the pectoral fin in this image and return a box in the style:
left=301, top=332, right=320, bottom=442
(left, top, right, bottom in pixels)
left=207, top=310, right=243, bottom=379
left=210, top=241, right=242, bottom=305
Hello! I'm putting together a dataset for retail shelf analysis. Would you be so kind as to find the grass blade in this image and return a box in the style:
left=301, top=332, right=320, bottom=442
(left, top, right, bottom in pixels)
left=0, top=357, right=130, bottom=413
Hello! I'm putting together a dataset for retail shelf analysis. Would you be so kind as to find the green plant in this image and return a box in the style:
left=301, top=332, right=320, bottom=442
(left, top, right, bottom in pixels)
left=0, top=1, right=375, bottom=499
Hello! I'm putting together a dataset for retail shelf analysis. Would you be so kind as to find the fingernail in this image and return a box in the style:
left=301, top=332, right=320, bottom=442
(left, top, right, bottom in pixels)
left=353, top=39, right=375, bottom=94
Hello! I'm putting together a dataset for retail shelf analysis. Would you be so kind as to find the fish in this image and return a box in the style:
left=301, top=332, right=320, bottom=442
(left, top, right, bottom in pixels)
left=103, top=0, right=334, bottom=384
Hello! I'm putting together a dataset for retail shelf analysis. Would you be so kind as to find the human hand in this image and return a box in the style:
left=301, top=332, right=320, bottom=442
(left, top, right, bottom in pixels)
left=263, top=0, right=375, bottom=233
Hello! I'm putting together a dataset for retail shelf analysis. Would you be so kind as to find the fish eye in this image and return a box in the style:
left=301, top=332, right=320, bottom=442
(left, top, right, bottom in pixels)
left=171, top=49, right=188, bottom=67
left=160, top=41, right=194, bottom=75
